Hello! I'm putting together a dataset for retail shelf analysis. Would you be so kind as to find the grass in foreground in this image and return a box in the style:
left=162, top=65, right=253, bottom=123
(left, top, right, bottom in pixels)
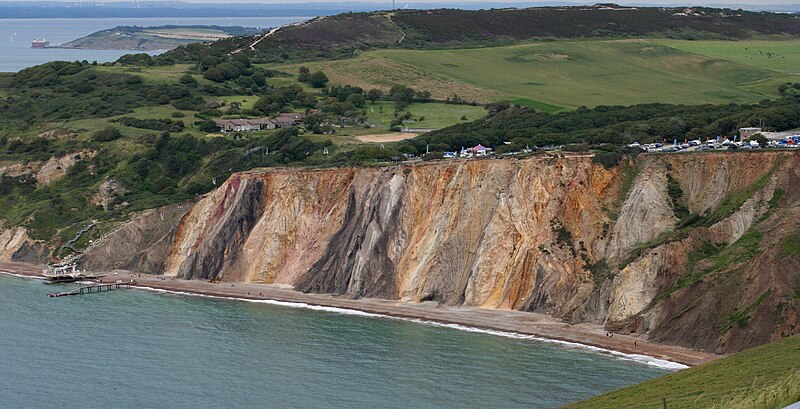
left=562, top=334, right=800, bottom=409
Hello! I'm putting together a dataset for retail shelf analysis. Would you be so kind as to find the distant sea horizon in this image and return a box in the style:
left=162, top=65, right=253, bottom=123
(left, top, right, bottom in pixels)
left=0, top=1, right=797, bottom=20
left=0, top=17, right=308, bottom=72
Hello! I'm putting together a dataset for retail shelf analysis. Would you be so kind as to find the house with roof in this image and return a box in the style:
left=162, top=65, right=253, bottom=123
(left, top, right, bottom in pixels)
left=459, top=144, right=493, bottom=158
left=213, top=118, right=277, bottom=133
left=274, top=112, right=305, bottom=128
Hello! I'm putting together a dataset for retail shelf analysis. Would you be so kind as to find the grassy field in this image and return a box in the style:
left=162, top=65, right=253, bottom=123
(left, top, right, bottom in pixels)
left=216, top=95, right=261, bottom=111
left=94, top=64, right=197, bottom=84
left=268, top=38, right=800, bottom=110
left=365, top=101, right=486, bottom=129
left=372, top=40, right=785, bottom=108
left=654, top=39, right=800, bottom=74
left=655, top=38, right=800, bottom=98
left=267, top=55, right=500, bottom=104
left=564, top=334, right=800, bottom=409
left=63, top=105, right=203, bottom=138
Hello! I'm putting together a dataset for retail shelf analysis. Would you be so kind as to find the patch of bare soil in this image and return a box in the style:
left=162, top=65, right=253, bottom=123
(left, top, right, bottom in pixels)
left=356, top=132, right=417, bottom=142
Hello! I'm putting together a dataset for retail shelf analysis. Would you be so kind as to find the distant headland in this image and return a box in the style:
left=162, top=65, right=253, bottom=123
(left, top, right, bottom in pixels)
left=44, top=25, right=263, bottom=51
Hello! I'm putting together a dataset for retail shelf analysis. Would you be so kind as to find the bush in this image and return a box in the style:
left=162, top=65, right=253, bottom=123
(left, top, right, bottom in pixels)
left=592, top=151, right=622, bottom=168
left=307, top=71, right=329, bottom=88
left=178, top=74, right=197, bottom=85
left=115, top=117, right=184, bottom=133
left=92, top=127, right=122, bottom=142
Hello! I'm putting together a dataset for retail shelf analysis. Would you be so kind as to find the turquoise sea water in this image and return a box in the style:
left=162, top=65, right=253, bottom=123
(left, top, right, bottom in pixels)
left=0, top=274, right=668, bottom=408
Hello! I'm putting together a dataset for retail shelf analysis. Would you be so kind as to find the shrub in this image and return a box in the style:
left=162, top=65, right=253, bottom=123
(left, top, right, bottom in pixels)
left=592, top=151, right=622, bottom=168
left=178, top=74, right=197, bottom=85
left=92, top=127, right=122, bottom=142
left=307, top=71, right=329, bottom=88
left=115, top=117, right=184, bottom=133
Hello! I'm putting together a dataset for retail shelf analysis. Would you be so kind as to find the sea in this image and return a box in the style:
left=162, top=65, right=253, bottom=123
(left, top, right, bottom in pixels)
left=0, top=17, right=307, bottom=73
left=0, top=273, right=670, bottom=408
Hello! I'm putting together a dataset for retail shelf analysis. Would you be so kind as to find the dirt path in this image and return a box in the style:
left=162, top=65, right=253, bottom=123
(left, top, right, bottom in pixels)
left=230, top=19, right=310, bottom=55
left=2, top=261, right=718, bottom=367
left=356, top=132, right=417, bottom=143
left=385, top=13, right=407, bottom=45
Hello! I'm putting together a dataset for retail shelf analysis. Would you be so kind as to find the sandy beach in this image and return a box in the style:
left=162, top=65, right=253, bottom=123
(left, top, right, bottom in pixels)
left=1, top=261, right=717, bottom=367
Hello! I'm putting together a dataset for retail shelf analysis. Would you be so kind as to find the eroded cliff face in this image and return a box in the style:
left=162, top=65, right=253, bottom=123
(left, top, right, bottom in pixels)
left=0, top=224, right=49, bottom=263
left=80, top=152, right=800, bottom=353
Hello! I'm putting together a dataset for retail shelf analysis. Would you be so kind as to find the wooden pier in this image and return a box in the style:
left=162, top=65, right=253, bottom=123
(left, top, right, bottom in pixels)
left=48, top=281, right=135, bottom=298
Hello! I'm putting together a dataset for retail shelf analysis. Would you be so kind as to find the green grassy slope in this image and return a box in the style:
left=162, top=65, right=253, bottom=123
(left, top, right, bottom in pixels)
left=166, top=6, right=800, bottom=64
left=370, top=39, right=787, bottom=108
left=655, top=39, right=800, bottom=74
left=562, top=334, right=800, bottom=409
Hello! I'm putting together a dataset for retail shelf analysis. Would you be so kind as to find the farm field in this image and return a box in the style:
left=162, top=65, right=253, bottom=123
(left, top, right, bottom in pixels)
left=271, top=38, right=800, bottom=110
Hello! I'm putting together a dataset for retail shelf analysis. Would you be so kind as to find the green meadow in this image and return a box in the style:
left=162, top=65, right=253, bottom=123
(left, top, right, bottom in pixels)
left=370, top=39, right=794, bottom=109
left=267, top=38, right=800, bottom=111
left=654, top=39, right=800, bottom=74
left=365, top=101, right=486, bottom=129
left=94, top=64, right=198, bottom=84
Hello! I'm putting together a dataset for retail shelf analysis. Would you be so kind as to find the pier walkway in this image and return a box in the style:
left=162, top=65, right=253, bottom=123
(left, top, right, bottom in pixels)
left=48, top=281, right=135, bottom=298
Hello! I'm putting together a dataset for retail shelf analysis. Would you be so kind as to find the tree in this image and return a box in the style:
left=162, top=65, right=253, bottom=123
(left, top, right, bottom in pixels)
left=298, top=66, right=310, bottom=82
left=93, top=127, right=122, bottom=142
left=250, top=71, right=266, bottom=87
left=487, top=100, right=511, bottom=113
left=415, top=90, right=432, bottom=101
left=389, top=117, right=404, bottom=131
left=203, top=67, right=224, bottom=82
left=389, top=85, right=415, bottom=110
left=253, top=93, right=283, bottom=115
left=752, top=133, right=768, bottom=147
left=366, top=88, right=383, bottom=103
left=346, top=93, right=366, bottom=108
left=307, top=71, right=329, bottom=88
left=179, top=74, right=197, bottom=85
left=198, top=120, right=218, bottom=133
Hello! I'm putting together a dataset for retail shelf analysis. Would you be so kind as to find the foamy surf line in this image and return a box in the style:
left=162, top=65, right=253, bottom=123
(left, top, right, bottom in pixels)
left=0, top=270, right=42, bottom=279
left=134, top=285, right=688, bottom=370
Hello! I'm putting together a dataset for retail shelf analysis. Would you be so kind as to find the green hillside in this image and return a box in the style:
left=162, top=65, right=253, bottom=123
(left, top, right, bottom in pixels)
left=272, top=39, right=800, bottom=109
left=370, top=39, right=799, bottom=108
left=166, top=6, right=800, bottom=64
left=563, top=334, right=800, bottom=408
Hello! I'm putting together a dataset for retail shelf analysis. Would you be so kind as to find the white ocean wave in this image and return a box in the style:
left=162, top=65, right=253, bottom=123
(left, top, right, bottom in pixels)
left=132, top=285, right=687, bottom=370
left=0, top=271, right=43, bottom=280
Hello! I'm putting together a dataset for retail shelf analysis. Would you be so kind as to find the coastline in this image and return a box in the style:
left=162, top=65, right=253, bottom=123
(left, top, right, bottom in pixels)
left=0, top=261, right=717, bottom=368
